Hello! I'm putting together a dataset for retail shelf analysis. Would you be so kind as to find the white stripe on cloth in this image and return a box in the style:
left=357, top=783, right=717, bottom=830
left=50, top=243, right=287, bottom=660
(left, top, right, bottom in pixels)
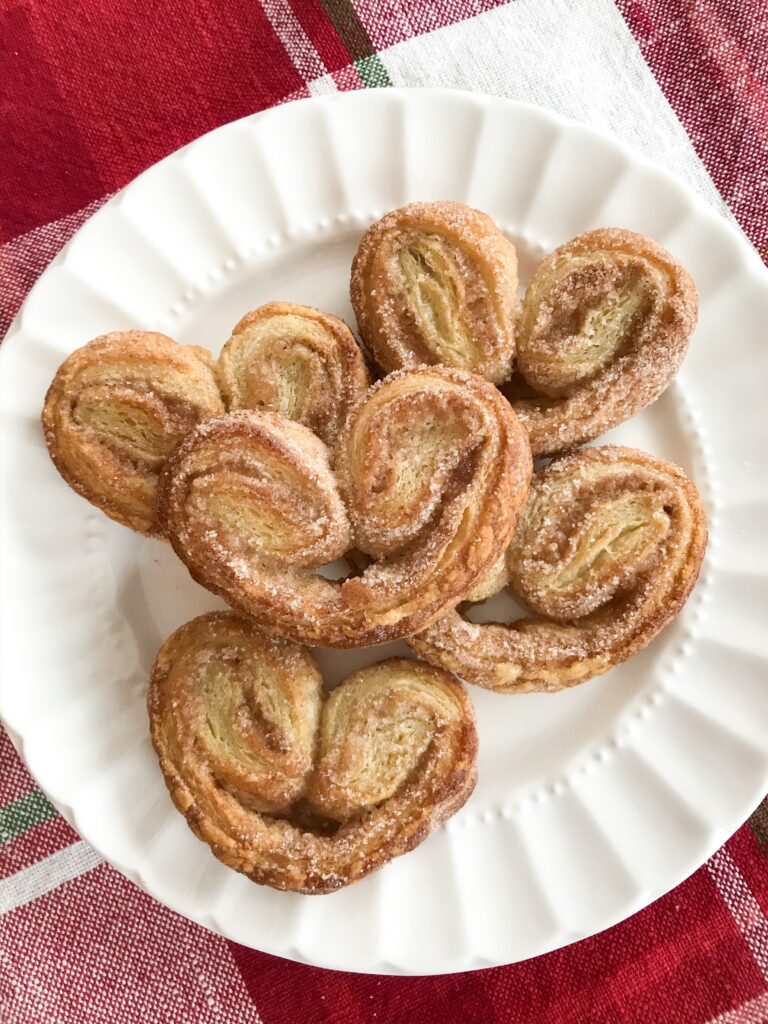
left=378, top=0, right=730, bottom=219
left=1, top=195, right=113, bottom=339
left=260, top=0, right=332, bottom=88
left=0, top=841, right=103, bottom=914
left=706, top=991, right=768, bottom=1024
left=308, top=73, right=341, bottom=97
left=0, top=861, right=265, bottom=1024
left=707, top=846, right=768, bottom=983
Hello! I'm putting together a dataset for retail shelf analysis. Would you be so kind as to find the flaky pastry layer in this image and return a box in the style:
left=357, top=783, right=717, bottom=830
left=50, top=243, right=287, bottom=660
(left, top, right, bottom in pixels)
left=158, top=366, right=532, bottom=647
left=409, top=445, right=707, bottom=692
left=42, top=331, right=223, bottom=535
left=351, top=201, right=519, bottom=384
left=149, top=612, right=477, bottom=893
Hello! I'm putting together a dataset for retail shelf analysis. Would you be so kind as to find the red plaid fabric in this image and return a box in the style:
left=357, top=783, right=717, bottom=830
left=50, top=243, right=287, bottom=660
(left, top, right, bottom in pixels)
left=2, top=2, right=767, bottom=1021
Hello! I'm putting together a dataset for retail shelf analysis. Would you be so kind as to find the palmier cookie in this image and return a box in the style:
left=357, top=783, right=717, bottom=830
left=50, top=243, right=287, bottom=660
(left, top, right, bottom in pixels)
left=42, top=331, right=223, bottom=536
left=157, top=366, right=532, bottom=647
left=351, top=202, right=518, bottom=384
left=149, top=612, right=477, bottom=893
left=507, top=228, right=697, bottom=456
left=218, top=302, right=370, bottom=448
left=409, top=446, right=707, bottom=693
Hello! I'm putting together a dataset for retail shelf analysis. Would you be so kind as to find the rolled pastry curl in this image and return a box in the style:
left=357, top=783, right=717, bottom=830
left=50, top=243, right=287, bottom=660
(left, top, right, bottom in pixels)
left=149, top=612, right=477, bottom=893
left=409, top=446, right=707, bottom=693
left=508, top=228, right=697, bottom=457
left=42, top=331, right=224, bottom=536
left=157, top=366, right=532, bottom=647
left=218, top=302, right=371, bottom=447
left=351, top=202, right=519, bottom=384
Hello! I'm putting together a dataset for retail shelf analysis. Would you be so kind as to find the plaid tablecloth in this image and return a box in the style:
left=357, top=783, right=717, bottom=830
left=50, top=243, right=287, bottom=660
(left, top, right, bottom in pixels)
left=2, top=2, right=767, bottom=1021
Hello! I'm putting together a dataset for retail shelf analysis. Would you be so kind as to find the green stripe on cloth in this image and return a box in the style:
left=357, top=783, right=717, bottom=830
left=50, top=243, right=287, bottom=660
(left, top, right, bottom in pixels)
left=0, top=790, right=58, bottom=844
left=355, top=53, right=392, bottom=88
left=317, top=0, right=392, bottom=85
left=749, top=798, right=768, bottom=854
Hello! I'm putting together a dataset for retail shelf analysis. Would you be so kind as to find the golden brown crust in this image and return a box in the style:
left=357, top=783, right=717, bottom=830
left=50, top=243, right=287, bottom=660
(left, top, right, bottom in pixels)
left=409, top=446, right=707, bottom=693
left=42, top=331, right=224, bottom=536
left=157, top=366, right=532, bottom=647
left=350, top=202, right=519, bottom=384
left=217, top=302, right=371, bottom=448
left=506, top=228, right=698, bottom=457
left=148, top=612, right=477, bottom=893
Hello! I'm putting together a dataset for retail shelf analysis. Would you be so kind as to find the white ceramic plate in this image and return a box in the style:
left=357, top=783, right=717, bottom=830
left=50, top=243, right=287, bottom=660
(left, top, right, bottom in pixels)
left=2, top=89, right=768, bottom=976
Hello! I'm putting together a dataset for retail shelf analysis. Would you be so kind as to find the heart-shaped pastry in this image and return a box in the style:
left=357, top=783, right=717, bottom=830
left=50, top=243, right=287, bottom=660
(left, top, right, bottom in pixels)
left=505, top=228, right=698, bottom=457
left=148, top=612, right=477, bottom=893
left=217, top=302, right=371, bottom=448
left=351, top=201, right=519, bottom=384
left=42, top=331, right=223, bottom=535
left=158, top=365, right=532, bottom=647
left=410, top=446, right=707, bottom=693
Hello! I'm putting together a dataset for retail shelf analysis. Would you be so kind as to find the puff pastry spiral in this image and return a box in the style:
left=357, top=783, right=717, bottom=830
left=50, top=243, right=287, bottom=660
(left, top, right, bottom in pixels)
left=507, top=229, right=697, bottom=456
left=149, top=612, right=477, bottom=893
left=409, top=446, right=707, bottom=693
left=42, top=331, right=223, bottom=535
left=218, top=303, right=370, bottom=448
left=351, top=202, right=519, bottom=384
left=158, top=366, right=532, bottom=647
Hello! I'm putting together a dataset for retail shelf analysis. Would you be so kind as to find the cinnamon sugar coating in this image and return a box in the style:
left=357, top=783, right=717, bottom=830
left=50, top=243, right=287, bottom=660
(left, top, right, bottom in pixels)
left=409, top=446, right=707, bottom=693
left=351, top=202, right=519, bottom=384
left=506, top=228, right=698, bottom=456
left=157, top=367, right=532, bottom=648
left=41, top=331, right=224, bottom=536
left=148, top=612, right=477, bottom=893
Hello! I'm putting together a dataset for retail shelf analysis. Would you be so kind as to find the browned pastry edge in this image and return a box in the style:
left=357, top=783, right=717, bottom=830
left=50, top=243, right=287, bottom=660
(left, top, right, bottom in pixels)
left=507, top=228, right=698, bottom=457
left=149, top=612, right=477, bottom=893
left=41, top=331, right=224, bottom=536
left=217, top=302, right=372, bottom=448
left=408, top=445, right=707, bottom=693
